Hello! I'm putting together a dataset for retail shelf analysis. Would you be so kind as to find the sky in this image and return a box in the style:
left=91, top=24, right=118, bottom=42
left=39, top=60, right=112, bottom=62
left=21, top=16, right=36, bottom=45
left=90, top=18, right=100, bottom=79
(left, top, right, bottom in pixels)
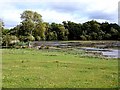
left=0, top=0, right=119, bottom=29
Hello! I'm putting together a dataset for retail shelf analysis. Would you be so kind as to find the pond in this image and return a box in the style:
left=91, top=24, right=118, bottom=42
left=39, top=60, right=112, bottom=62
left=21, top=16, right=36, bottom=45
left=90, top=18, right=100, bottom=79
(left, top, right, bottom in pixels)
left=32, top=41, right=120, bottom=58
left=102, top=49, right=120, bottom=58
left=80, top=47, right=119, bottom=58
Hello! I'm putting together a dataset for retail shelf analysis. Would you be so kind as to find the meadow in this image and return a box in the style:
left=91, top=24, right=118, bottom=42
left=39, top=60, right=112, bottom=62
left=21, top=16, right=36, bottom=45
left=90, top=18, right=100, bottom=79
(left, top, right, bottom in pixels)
left=2, top=48, right=118, bottom=88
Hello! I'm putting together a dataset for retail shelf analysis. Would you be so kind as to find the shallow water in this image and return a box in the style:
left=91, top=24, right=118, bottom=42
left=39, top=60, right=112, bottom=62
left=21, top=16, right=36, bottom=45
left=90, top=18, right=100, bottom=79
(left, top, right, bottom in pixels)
left=102, top=50, right=120, bottom=58
left=81, top=47, right=119, bottom=58
left=33, top=41, right=120, bottom=58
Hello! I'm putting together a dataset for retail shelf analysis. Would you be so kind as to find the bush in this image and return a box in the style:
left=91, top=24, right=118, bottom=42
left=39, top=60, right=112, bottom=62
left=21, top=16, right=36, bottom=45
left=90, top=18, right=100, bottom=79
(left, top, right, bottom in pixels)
left=80, top=35, right=87, bottom=40
left=35, top=36, right=41, bottom=41
left=15, top=46, right=21, bottom=49
left=2, top=35, right=19, bottom=47
left=45, top=46, right=49, bottom=49
left=14, top=42, right=29, bottom=49
left=39, top=44, right=44, bottom=49
left=27, top=35, right=35, bottom=41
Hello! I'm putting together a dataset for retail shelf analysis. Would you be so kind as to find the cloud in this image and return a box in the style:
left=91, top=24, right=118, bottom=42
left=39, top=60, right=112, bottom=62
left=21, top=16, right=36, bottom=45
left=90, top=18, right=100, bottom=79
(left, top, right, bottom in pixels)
left=88, top=10, right=117, bottom=21
left=0, top=0, right=119, bottom=28
left=118, top=1, right=120, bottom=25
left=44, top=2, right=87, bottom=13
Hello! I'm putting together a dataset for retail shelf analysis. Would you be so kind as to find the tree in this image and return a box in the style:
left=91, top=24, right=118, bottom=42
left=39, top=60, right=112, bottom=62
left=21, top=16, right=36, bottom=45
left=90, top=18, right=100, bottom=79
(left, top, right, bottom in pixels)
left=82, top=20, right=101, bottom=40
left=21, top=10, right=42, bottom=23
left=0, top=19, right=4, bottom=46
left=65, top=21, right=82, bottom=40
left=0, top=19, right=4, bottom=32
left=100, top=22, right=110, bottom=34
left=2, top=35, right=19, bottom=47
left=49, top=23, right=69, bottom=40
left=105, top=33, right=111, bottom=40
left=27, top=34, right=35, bottom=41
left=80, top=35, right=87, bottom=40
left=21, top=20, right=34, bottom=35
left=34, top=22, right=46, bottom=40
left=0, top=19, right=4, bottom=39
left=8, top=13, right=120, bottom=41
left=110, top=27, right=119, bottom=40
left=20, top=10, right=45, bottom=40
left=47, top=31, right=57, bottom=40
left=109, top=24, right=120, bottom=40
left=57, top=25, right=69, bottom=40
left=35, top=36, right=41, bottom=41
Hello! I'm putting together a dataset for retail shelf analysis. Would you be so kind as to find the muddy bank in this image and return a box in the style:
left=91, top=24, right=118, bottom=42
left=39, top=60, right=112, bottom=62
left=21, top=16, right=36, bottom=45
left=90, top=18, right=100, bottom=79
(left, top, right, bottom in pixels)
left=31, top=41, right=119, bottom=58
left=32, top=41, right=120, bottom=48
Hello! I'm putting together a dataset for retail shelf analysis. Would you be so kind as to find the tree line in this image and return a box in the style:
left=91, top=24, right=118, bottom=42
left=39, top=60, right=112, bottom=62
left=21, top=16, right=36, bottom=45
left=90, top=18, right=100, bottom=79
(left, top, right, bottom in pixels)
left=1, top=10, right=120, bottom=46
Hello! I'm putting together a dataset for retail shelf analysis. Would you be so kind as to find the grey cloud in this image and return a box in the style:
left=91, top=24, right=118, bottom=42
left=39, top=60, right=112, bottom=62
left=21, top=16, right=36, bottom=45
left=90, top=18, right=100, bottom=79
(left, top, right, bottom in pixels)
left=45, top=2, right=87, bottom=13
left=14, top=1, right=117, bottom=22
left=2, top=1, right=118, bottom=28
left=44, top=2, right=117, bottom=23
left=88, top=10, right=117, bottom=22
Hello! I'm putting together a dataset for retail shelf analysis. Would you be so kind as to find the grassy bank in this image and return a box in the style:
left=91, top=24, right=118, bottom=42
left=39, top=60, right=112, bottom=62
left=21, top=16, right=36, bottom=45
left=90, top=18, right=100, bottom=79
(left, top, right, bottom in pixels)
left=2, top=48, right=118, bottom=88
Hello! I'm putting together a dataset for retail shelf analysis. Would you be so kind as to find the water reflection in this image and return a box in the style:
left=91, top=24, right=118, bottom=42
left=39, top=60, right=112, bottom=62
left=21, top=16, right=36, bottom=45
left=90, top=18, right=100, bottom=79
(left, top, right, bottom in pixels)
left=80, top=47, right=119, bottom=58
left=102, top=50, right=120, bottom=58
left=33, top=41, right=120, bottom=58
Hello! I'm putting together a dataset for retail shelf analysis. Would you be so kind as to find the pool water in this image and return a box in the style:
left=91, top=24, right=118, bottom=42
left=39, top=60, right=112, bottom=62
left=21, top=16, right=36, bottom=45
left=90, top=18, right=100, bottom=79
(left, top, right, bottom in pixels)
left=80, top=47, right=119, bottom=58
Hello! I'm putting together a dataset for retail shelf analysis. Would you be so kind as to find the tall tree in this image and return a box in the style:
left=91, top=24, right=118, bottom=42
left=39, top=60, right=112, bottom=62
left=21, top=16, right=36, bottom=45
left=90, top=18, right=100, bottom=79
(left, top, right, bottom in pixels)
left=0, top=19, right=4, bottom=31
left=63, top=21, right=82, bottom=40
left=20, top=10, right=45, bottom=41
left=0, top=19, right=4, bottom=46
left=50, top=23, right=69, bottom=40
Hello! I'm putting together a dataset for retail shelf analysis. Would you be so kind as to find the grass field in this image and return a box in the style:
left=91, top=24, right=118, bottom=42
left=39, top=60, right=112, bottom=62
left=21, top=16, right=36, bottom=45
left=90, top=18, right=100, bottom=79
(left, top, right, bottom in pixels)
left=2, top=48, right=118, bottom=88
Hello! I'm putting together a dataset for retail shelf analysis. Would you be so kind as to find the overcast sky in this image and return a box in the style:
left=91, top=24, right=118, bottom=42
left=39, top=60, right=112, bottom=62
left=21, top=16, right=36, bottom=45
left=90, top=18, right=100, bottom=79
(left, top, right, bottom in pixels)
left=0, top=0, right=119, bottom=29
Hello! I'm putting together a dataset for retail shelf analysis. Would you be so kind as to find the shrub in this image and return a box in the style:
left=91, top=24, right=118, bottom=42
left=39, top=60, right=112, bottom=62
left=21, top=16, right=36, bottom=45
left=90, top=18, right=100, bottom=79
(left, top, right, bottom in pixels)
left=2, top=35, right=19, bottom=47
left=35, top=36, right=41, bottom=41
left=45, top=46, right=49, bottom=49
left=27, top=35, right=35, bottom=41
left=39, top=44, right=44, bottom=49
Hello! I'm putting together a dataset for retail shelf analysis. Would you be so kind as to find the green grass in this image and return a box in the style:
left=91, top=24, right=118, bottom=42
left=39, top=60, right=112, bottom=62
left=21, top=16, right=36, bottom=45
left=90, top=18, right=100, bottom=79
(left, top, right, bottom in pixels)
left=2, top=48, right=118, bottom=88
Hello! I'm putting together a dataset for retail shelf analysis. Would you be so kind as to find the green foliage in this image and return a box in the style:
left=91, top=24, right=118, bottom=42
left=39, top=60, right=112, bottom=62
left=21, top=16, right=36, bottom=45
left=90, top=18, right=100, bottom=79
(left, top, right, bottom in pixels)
left=47, top=23, right=69, bottom=41
left=63, top=21, right=82, bottom=40
left=27, top=34, right=35, bottom=41
left=34, top=22, right=46, bottom=40
left=16, top=10, right=45, bottom=41
left=21, top=10, right=42, bottom=22
left=47, top=31, right=57, bottom=40
left=105, top=33, right=111, bottom=40
left=35, top=36, right=41, bottom=41
left=2, top=10, right=120, bottom=44
left=0, top=19, right=4, bottom=32
left=2, top=35, right=19, bottom=47
left=80, top=35, right=87, bottom=40
left=45, top=46, right=49, bottom=49
left=57, top=25, right=69, bottom=40
left=39, top=44, right=44, bottom=49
